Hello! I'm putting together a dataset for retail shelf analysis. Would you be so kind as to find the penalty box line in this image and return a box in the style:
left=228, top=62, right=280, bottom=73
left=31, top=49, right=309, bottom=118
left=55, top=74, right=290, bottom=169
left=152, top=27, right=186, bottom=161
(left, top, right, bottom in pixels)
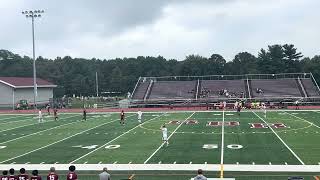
left=144, top=112, right=196, bottom=164
left=70, top=113, right=166, bottom=164
left=252, top=111, right=305, bottom=165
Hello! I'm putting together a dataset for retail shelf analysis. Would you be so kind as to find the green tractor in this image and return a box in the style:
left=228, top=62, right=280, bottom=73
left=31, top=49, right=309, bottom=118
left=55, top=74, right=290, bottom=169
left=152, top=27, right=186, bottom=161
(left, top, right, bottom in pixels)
left=16, top=100, right=29, bottom=110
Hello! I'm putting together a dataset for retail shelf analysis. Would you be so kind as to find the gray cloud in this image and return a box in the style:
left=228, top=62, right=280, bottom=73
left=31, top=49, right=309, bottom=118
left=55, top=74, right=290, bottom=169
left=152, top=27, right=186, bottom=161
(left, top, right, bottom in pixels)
left=0, top=0, right=319, bottom=60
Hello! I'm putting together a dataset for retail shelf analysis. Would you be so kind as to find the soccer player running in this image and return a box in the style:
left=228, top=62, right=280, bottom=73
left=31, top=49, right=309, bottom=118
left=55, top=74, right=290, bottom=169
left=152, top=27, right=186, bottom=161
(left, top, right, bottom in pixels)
left=47, top=167, right=58, bottom=180
left=18, top=168, right=29, bottom=180
left=67, top=166, right=78, bottom=180
left=53, top=108, right=58, bottom=121
left=160, top=124, right=169, bottom=147
left=237, top=102, right=241, bottom=116
left=30, top=170, right=41, bottom=180
left=137, top=109, right=143, bottom=124
left=82, top=108, right=87, bottom=121
left=120, top=110, right=125, bottom=125
left=38, top=109, right=43, bottom=123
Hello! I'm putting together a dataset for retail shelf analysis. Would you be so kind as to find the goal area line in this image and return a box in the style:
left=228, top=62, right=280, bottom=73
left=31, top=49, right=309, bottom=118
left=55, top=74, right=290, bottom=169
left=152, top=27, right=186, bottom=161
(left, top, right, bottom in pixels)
left=0, top=164, right=320, bottom=172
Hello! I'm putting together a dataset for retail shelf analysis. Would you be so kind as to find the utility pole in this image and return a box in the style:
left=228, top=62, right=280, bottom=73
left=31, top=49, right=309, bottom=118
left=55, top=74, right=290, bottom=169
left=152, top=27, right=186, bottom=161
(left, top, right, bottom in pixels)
left=22, top=10, right=44, bottom=109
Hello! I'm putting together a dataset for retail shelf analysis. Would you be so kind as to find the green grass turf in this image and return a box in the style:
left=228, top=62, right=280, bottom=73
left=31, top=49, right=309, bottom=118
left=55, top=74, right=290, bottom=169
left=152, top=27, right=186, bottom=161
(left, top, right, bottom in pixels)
left=0, top=110, right=320, bottom=167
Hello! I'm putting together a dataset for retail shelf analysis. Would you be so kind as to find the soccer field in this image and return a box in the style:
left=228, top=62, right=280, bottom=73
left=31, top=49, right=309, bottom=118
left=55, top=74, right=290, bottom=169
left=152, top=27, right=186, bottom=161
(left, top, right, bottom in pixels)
left=0, top=110, right=320, bottom=179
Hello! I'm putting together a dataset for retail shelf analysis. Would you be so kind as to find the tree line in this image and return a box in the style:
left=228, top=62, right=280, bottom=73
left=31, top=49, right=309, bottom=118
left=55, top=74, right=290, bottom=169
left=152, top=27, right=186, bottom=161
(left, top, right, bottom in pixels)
left=0, top=44, right=319, bottom=97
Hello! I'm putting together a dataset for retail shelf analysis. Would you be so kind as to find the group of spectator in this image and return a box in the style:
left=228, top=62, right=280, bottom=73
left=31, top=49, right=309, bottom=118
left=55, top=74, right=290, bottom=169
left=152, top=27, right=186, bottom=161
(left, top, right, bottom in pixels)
left=0, top=166, right=86, bottom=180
left=1, top=166, right=205, bottom=180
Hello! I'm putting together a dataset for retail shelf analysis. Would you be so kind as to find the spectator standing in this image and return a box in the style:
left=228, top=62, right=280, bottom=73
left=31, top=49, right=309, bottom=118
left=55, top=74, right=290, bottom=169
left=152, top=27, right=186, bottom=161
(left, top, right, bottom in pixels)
left=194, top=169, right=207, bottom=180
left=98, top=168, right=111, bottom=180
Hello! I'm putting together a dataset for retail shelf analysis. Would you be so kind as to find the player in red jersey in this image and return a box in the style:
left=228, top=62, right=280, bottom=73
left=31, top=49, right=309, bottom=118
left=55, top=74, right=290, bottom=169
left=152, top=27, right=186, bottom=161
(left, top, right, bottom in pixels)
left=54, top=108, right=58, bottom=121
left=120, top=110, right=125, bottom=125
left=1, top=170, right=8, bottom=180
left=17, top=168, right=28, bottom=180
left=47, top=167, right=58, bottom=180
left=66, top=166, right=77, bottom=180
left=8, top=169, right=17, bottom=180
left=30, top=170, right=41, bottom=180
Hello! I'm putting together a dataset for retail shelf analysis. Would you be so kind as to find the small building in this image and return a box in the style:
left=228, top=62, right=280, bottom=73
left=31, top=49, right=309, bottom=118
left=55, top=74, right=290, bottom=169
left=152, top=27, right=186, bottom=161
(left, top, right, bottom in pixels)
left=0, top=77, right=57, bottom=109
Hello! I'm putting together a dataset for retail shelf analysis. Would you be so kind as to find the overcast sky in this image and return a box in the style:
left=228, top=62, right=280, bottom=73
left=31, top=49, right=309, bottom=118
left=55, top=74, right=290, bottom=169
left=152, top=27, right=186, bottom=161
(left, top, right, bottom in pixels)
left=0, top=0, right=319, bottom=61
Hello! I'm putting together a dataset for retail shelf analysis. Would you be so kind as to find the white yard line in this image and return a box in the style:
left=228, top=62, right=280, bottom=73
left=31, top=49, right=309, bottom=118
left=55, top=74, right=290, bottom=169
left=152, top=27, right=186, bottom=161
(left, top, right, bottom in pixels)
left=70, top=114, right=165, bottom=164
left=220, top=110, right=225, bottom=165
left=0, top=119, right=119, bottom=164
left=0, top=115, right=80, bottom=133
left=143, top=112, right=196, bottom=164
left=252, top=111, right=305, bottom=165
left=0, top=115, right=96, bottom=144
left=285, top=112, right=320, bottom=129
left=0, top=115, right=33, bottom=122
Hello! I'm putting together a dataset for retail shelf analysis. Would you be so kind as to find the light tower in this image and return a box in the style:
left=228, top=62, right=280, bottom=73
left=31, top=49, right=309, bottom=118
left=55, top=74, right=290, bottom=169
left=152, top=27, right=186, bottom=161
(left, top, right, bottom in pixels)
left=22, top=10, right=44, bottom=109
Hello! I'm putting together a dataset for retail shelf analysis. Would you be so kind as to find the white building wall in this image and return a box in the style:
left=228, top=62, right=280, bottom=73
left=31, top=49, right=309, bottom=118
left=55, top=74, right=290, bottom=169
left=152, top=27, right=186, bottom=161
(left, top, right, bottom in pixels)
left=0, top=83, right=14, bottom=106
left=14, top=87, right=53, bottom=105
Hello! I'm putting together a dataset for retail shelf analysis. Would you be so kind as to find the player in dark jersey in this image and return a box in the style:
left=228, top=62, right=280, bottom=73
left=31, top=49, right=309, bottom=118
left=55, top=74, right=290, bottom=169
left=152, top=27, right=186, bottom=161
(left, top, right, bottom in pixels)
left=30, top=170, right=41, bottom=180
left=8, top=169, right=17, bottom=180
left=67, top=166, right=77, bottom=180
left=237, top=104, right=241, bottom=116
left=54, top=108, right=58, bottom=121
left=47, top=167, right=58, bottom=180
left=82, top=108, right=87, bottom=121
left=120, top=110, right=125, bottom=125
left=47, top=104, right=51, bottom=115
left=17, top=168, right=28, bottom=180
left=1, top=170, right=8, bottom=180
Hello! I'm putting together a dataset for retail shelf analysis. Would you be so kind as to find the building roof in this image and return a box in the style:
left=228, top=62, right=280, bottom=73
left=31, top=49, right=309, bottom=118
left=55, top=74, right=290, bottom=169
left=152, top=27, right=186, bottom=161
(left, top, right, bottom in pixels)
left=0, top=77, right=57, bottom=88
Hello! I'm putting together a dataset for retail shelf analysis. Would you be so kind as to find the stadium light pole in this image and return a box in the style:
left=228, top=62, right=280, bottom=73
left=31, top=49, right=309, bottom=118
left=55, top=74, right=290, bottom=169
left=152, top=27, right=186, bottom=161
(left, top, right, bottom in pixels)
left=22, top=10, right=44, bottom=109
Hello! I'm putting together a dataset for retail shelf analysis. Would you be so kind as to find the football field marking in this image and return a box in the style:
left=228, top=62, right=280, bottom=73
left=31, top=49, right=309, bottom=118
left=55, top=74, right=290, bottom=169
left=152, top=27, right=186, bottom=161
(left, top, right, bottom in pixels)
left=0, top=118, right=119, bottom=164
left=0, top=115, right=33, bottom=122
left=0, top=118, right=81, bottom=144
left=253, top=111, right=305, bottom=165
left=70, top=114, right=165, bottom=164
left=285, top=112, right=320, bottom=129
left=0, top=114, right=80, bottom=133
left=143, top=112, right=196, bottom=164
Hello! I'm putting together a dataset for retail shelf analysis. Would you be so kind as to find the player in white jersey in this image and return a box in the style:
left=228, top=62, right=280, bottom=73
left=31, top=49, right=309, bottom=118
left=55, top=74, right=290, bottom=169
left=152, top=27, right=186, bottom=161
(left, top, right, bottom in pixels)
left=38, top=109, right=43, bottom=123
left=137, top=110, right=142, bottom=123
left=160, top=125, right=169, bottom=146
left=261, top=103, right=267, bottom=118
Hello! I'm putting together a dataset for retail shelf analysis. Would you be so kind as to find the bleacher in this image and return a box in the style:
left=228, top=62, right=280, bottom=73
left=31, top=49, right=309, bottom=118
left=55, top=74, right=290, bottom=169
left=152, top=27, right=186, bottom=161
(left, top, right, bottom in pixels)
left=200, top=80, right=246, bottom=99
left=148, top=81, right=196, bottom=100
left=251, top=79, right=302, bottom=98
left=131, top=73, right=320, bottom=101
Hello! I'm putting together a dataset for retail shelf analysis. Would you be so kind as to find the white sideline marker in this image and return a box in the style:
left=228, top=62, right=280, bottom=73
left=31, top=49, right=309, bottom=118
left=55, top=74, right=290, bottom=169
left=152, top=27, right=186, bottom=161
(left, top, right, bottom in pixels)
left=318, top=162, right=320, bottom=165
left=285, top=162, right=288, bottom=165
left=143, top=112, right=196, bottom=164
left=25, top=162, right=30, bottom=164
left=189, top=162, right=192, bottom=164
left=54, top=162, right=59, bottom=164
left=236, top=162, right=239, bottom=165
left=40, top=162, right=45, bottom=164
left=70, top=114, right=164, bottom=164
left=269, top=162, right=272, bottom=165
left=113, top=161, right=117, bottom=164
left=128, top=162, right=132, bottom=164
left=173, top=161, right=176, bottom=164
left=252, top=162, right=255, bottom=165
left=11, top=162, right=16, bottom=164
left=253, top=111, right=305, bottom=165
left=98, top=161, right=102, bottom=164
left=205, top=162, right=207, bottom=164
left=158, top=161, right=161, bottom=164
left=84, top=162, right=87, bottom=164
